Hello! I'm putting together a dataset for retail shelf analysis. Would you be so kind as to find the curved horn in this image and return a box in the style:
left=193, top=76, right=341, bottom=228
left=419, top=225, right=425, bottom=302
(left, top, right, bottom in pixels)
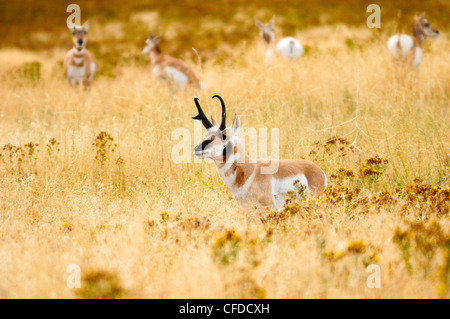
left=193, top=97, right=213, bottom=129
left=212, top=95, right=226, bottom=131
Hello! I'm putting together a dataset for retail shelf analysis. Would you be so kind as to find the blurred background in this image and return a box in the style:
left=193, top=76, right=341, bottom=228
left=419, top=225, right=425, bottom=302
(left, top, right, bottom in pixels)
left=0, top=0, right=448, bottom=77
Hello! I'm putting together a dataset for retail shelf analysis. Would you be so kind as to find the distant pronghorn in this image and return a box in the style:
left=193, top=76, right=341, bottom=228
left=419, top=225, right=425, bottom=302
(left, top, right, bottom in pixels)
left=142, top=33, right=203, bottom=90
left=387, top=13, right=439, bottom=68
left=63, top=22, right=97, bottom=89
left=255, top=17, right=303, bottom=63
left=192, top=95, right=327, bottom=209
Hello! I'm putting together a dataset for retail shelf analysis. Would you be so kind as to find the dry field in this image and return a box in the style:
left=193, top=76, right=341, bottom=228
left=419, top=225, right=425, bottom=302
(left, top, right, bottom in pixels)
left=0, top=3, right=449, bottom=299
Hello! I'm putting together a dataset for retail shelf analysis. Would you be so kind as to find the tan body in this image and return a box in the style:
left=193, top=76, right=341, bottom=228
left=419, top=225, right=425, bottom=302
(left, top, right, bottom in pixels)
left=151, top=52, right=202, bottom=89
left=142, top=33, right=202, bottom=90
left=215, top=136, right=327, bottom=208
left=193, top=96, right=326, bottom=210
left=64, top=22, right=97, bottom=88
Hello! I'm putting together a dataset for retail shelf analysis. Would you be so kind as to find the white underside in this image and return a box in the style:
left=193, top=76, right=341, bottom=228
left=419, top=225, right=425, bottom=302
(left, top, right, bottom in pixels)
left=272, top=174, right=308, bottom=194
left=271, top=174, right=308, bottom=209
left=67, top=65, right=85, bottom=83
left=272, top=170, right=326, bottom=209
left=413, top=47, right=422, bottom=67
left=67, top=62, right=96, bottom=83
left=154, top=65, right=189, bottom=89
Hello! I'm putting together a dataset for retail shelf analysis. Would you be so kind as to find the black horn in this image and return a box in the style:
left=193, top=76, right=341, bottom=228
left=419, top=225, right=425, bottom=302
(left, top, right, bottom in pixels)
left=193, top=97, right=213, bottom=129
left=212, top=95, right=226, bottom=131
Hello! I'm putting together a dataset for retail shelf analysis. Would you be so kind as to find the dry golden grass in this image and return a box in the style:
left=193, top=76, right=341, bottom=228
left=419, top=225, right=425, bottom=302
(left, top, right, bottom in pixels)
left=0, top=24, right=449, bottom=299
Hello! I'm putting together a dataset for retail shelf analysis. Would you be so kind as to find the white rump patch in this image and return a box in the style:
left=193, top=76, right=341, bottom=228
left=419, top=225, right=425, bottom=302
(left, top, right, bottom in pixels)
left=276, top=37, right=303, bottom=59
left=164, top=66, right=188, bottom=89
left=387, top=34, right=414, bottom=59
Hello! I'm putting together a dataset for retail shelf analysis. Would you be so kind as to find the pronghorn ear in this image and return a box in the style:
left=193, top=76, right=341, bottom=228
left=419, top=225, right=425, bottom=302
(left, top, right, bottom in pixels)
left=415, top=12, right=425, bottom=21
left=228, top=114, right=241, bottom=136
left=255, top=18, right=263, bottom=30
left=269, top=16, right=275, bottom=28
left=82, top=21, right=90, bottom=31
left=154, top=34, right=161, bottom=44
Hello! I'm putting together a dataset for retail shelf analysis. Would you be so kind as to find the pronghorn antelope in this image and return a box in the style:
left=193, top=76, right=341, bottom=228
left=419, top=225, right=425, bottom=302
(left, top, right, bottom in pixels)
left=255, top=17, right=303, bottom=63
left=63, top=22, right=97, bottom=89
left=142, top=33, right=203, bottom=90
left=193, top=96, right=327, bottom=209
left=387, top=13, right=439, bottom=68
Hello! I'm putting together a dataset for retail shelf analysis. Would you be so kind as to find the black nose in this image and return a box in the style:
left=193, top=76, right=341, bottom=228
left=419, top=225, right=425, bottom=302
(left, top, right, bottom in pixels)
left=78, top=40, right=83, bottom=45
left=194, top=143, right=203, bottom=153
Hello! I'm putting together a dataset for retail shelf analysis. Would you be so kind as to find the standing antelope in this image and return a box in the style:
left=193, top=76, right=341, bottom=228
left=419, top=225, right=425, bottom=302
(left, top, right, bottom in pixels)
left=192, top=95, right=327, bottom=209
left=255, top=17, right=303, bottom=63
left=387, top=13, right=439, bottom=69
left=63, top=22, right=97, bottom=89
left=142, top=33, right=203, bottom=90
